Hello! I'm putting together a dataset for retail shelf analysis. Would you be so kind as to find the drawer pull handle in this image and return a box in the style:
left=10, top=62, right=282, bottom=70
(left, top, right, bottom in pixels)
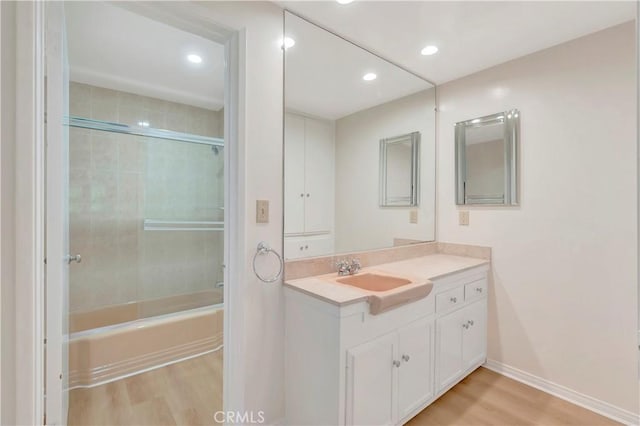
left=468, top=320, right=474, bottom=326
left=450, top=297, right=457, bottom=303
left=476, top=287, right=483, bottom=293
left=402, top=354, right=410, bottom=362
left=393, top=360, right=401, bottom=368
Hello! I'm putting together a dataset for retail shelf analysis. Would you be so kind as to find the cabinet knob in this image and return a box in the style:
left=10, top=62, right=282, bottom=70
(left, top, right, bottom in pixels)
left=299, top=246, right=304, bottom=251
left=300, top=193, right=304, bottom=197
left=392, top=360, right=401, bottom=368
left=463, top=323, right=469, bottom=329
left=402, top=354, right=410, bottom=362
left=476, top=287, right=483, bottom=293
left=450, top=297, right=457, bottom=303
left=306, top=193, right=310, bottom=197
left=304, top=245, right=309, bottom=250
left=468, top=320, right=474, bottom=326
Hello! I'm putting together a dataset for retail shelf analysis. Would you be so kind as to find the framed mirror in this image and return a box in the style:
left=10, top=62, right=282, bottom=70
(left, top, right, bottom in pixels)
left=455, top=110, right=520, bottom=205
left=283, top=12, right=436, bottom=260
left=379, top=132, right=420, bottom=207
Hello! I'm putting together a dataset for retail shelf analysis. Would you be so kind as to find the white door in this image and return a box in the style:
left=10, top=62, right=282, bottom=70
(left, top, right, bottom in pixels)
left=45, top=3, right=70, bottom=424
left=346, top=333, right=397, bottom=426
left=435, top=308, right=464, bottom=393
left=397, top=317, right=434, bottom=420
left=284, top=113, right=306, bottom=235
left=462, top=300, right=487, bottom=370
left=303, top=117, right=333, bottom=234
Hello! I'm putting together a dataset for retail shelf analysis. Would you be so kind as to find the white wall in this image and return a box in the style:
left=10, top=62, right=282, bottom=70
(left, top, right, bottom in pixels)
left=437, top=22, right=638, bottom=415
left=196, top=2, right=285, bottom=422
left=0, top=2, right=17, bottom=424
left=335, top=89, right=436, bottom=253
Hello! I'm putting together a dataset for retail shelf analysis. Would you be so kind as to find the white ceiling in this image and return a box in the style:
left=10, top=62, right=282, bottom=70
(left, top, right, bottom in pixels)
left=65, top=2, right=225, bottom=111
left=285, top=12, right=432, bottom=120
left=280, top=1, right=636, bottom=85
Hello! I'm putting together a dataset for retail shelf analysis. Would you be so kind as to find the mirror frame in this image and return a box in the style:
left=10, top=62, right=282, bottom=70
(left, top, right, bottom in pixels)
left=379, top=131, right=420, bottom=207
left=455, top=109, right=520, bottom=206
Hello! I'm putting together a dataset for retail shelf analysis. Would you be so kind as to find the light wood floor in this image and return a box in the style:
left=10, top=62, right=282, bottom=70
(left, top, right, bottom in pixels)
left=68, top=350, right=222, bottom=426
left=69, top=357, right=619, bottom=426
left=407, top=367, right=620, bottom=426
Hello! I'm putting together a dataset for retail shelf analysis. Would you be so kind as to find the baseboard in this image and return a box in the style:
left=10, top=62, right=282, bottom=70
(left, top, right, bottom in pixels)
left=484, top=359, right=639, bottom=426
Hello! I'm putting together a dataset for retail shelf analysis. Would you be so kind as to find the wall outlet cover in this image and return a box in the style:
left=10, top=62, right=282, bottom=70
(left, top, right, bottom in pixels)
left=409, top=209, right=418, bottom=224
left=459, top=210, right=469, bottom=226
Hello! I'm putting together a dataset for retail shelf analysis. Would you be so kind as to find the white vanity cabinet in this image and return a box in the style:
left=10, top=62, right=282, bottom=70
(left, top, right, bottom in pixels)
left=284, top=263, right=489, bottom=426
left=346, top=316, right=434, bottom=425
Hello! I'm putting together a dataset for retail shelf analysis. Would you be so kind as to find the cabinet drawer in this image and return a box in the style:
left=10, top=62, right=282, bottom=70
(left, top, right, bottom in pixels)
left=436, top=287, right=464, bottom=314
left=464, top=279, right=487, bottom=302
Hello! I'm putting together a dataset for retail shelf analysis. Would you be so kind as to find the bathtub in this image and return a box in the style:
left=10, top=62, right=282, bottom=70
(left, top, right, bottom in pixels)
left=68, top=305, right=223, bottom=389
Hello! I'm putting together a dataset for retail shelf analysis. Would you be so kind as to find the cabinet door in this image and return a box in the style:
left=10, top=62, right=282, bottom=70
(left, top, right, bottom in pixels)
left=397, top=317, right=434, bottom=420
left=346, top=333, right=397, bottom=426
left=303, top=117, right=334, bottom=234
left=284, top=113, right=306, bottom=234
left=462, top=299, right=487, bottom=370
left=435, top=308, right=464, bottom=393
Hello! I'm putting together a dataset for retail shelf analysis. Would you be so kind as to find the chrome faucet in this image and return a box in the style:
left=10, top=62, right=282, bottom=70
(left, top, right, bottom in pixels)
left=336, top=258, right=361, bottom=276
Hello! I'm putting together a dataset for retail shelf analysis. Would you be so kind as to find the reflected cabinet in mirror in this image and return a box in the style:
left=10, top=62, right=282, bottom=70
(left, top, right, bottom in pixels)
left=455, top=110, right=520, bottom=206
left=283, top=12, right=436, bottom=260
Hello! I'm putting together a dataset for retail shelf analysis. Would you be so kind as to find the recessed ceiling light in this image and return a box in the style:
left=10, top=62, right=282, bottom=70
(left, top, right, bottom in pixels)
left=281, top=37, right=296, bottom=50
left=421, top=45, right=439, bottom=56
left=336, top=0, right=353, bottom=4
left=362, top=73, right=377, bottom=81
left=187, top=54, right=202, bottom=64
left=138, top=121, right=150, bottom=127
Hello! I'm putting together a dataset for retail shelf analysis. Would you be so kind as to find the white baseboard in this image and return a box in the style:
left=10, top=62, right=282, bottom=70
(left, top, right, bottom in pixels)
left=484, top=359, right=639, bottom=426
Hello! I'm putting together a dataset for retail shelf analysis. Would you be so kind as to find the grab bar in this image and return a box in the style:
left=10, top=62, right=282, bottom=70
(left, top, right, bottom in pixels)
left=143, top=219, right=224, bottom=231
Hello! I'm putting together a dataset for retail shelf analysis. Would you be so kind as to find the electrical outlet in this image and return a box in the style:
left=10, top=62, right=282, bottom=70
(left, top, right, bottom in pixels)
left=256, top=200, right=269, bottom=223
left=459, top=210, right=469, bottom=226
left=409, top=209, right=418, bottom=224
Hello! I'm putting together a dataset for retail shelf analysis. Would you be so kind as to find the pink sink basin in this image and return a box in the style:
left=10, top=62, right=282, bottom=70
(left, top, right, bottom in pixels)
left=336, top=273, right=412, bottom=292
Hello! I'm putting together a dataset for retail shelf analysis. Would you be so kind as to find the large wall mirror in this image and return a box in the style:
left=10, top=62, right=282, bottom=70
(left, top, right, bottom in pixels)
left=455, top=110, right=520, bottom=205
left=283, top=12, right=436, bottom=260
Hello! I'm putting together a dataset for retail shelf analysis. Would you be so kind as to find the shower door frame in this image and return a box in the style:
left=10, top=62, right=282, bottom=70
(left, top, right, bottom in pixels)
left=15, top=2, right=246, bottom=424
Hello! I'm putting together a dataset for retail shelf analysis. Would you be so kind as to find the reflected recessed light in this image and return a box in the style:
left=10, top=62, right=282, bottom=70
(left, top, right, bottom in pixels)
left=138, top=121, right=150, bottom=127
left=362, top=72, right=377, bottom=81
left=421, top=45, right=439, bottom=56
left=187, top=54, right=202, bottom=64
left=471, top=119, right=481, bottom=124
left=336, top=0, right=353, bottom=4
left=281, top=37, right=296, bottom=50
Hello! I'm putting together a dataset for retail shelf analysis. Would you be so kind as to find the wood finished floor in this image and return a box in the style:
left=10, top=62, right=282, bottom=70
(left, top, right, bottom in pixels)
left=69, top=357, right=619, bottom=426
left=407, top=367, right=620, bottom=426
left=67, top=350, right=223, bottom=426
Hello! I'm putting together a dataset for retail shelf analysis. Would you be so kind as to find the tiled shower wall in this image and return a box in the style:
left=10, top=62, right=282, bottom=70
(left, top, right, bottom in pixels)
left=69, top=82, right=224, bottom=315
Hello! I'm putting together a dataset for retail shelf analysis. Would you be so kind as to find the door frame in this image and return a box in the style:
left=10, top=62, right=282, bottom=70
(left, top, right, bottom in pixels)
left=15, top=2, right=245, bottom=423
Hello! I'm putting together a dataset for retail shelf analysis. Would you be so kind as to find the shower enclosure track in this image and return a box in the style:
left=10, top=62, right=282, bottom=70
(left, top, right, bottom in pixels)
left=66, top=115, right=224, bottom=147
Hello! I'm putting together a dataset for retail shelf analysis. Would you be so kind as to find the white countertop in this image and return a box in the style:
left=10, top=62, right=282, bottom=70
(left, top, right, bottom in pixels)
left=284, top=254, right=489, bottom=306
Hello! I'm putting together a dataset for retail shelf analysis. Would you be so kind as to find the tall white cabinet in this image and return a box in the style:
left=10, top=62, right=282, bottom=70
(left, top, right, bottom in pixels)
left=284, top=112, right=335, bottom=259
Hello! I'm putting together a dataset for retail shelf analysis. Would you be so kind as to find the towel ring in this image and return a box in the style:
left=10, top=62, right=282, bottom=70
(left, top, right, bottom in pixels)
left=252, top=241, right=283, bottom=283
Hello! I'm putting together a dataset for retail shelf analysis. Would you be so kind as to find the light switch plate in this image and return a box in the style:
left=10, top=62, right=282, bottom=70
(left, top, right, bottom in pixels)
left=256, top=200, right=269, bottom=223
left=459, top=210, right=469, bottom=226
left=409, top=209, right=418, bottom=224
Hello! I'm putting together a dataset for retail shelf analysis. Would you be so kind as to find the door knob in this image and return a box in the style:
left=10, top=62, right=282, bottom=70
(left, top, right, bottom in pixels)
left=67, top=254, right=82, bottom=264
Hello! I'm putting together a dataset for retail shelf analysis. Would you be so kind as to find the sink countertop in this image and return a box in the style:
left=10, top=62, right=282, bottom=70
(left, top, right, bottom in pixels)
left=283, top=254, right=489, bottom=307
